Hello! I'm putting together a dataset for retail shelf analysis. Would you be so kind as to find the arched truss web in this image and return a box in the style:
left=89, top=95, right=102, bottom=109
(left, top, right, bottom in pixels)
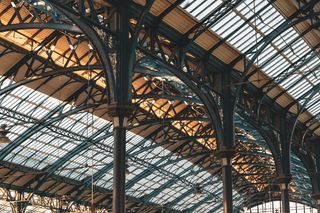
left=0, top=0, right=318, bottom=212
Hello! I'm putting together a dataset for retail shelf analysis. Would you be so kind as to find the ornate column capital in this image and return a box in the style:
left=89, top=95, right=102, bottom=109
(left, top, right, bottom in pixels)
left=277, top=174, right=292, bottom=190
left=107, top=103, right=133, bottom=128
left=216, top=148, right=236, bottom=166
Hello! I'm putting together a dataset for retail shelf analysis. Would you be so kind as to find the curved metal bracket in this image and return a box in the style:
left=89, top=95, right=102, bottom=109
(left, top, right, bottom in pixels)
left=47, top=0, right=116, bottom=102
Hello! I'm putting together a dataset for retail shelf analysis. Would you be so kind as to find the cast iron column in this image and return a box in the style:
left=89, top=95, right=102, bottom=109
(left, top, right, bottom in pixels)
left=219, top=68, right=235, bottom=213
left=310, top=136, right=320, bottom=213
left=110, top=0, right=131, bottom=212
left=314, top=160, right=320, bottom=213
left=278, top=175, right=291, bottom=213
left=219, top=149, right=234, bottom=213
left=312, top=194, right=320, bottom=213
left=109, top=104, right=131, bottom=213
left=279, top=113, right=291, bottom=213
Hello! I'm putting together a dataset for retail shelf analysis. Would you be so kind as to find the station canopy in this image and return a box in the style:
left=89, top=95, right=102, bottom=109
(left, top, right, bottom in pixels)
left=0, top=0, right=318, bottom=212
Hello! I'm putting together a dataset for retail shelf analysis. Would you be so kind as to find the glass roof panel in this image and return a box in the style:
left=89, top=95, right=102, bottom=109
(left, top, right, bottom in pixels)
left=273, top=29, right=297, bottom=49
left=181, top=0, right=320, bottom=119
left=193, top=1, right=222, bottom=20
left=0, top=0, right=317, bottom=210
left=27, top=99, right=222, bottom=211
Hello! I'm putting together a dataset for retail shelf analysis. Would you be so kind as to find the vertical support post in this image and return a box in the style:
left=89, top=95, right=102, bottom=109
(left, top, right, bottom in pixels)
left=109, top=0, right=132, bottom=212
left=278, top=176, right=291, bottom=213
left=278, top=113, right=291, bottom=213
left=281, top=186, right=290, bottom=213
left=312, top=194, right=320, bottom=213
left=219, top=68, right=235, bottom=213
left=308, top=136, right=320, bottom=213
left=220, top=152, right=234, bottom=213
left=113, top=119, right=126, bottom=213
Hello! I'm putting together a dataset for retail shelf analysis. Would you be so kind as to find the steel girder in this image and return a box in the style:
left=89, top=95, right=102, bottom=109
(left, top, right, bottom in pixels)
left=78, top=120, right=212, bottom=184
left=80, top=128, right=164, bottom=187
left=0, top=0, right=318, bottom=211
left=59, top=130, right=214, bottom=211
left=223, top=3, right=320, bottom=194
left=0, top=23, right=81, bottom=34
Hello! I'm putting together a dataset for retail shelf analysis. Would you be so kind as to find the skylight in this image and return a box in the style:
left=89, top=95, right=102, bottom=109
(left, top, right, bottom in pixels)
left=0, top=78, right=229, bottom=212
left=182, top=0, right=320, bottom=117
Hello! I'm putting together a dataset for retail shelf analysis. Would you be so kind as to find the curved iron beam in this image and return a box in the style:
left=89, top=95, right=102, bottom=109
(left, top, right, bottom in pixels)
left=138, top=49, right=223, bottom=146
left=0, top=65, right=101, bottom=96
left=0, top=23, right=82, bottom=34
left=237, top=111, right=282, bottom=173
left=129, top=117, right=210, bottom=128
left=47, top=0, right=115, bottom=101
left=278, top=83, right=320, bottom=176
left=292, top=146, right=318, bottom=194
